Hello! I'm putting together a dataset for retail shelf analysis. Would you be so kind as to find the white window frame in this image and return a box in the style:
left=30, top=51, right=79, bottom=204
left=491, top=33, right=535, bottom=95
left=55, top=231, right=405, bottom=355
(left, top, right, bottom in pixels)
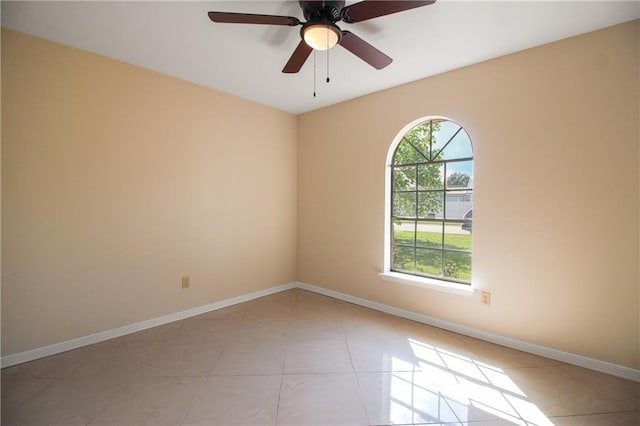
left=380, top=116, right=475, bottom=296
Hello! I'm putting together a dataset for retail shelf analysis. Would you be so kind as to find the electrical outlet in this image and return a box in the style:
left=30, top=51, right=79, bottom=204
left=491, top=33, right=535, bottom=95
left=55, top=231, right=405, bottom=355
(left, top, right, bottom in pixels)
left=181, top=276, right=190, bottom=289
left=481, top=291, right=491, bottom=306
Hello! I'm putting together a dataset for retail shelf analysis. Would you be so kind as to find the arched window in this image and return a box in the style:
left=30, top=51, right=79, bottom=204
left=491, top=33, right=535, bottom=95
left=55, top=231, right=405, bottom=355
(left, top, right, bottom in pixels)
left=385, top=118, right=474, bottom=285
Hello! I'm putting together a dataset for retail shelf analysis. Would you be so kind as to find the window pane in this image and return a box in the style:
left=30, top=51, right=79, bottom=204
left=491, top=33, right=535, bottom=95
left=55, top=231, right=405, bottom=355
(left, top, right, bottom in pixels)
left=393, top=140, right=424, bottom=165
left=445, top=161, right=473, bottom=189
left=440, top=129, right=473, bottom=161
left=416, top=248, right=442, bottom=276
left=392, top=245, right=415, bottom=273
left=404, top=124, right=431, bottom=160
left=418, top=192, right=443, bottom=219
left=444, top=222, right=472, bottom=251
left=444, top=251, right=472, bottom=282
left=393, top=140, right=427, bottom=166
left=393, top=220, right=415, bottom=246
left=393, top=166, right=416, bottom=191
left=430, top=120, right=461, bottom=160
left=393, top=192, right=416, bottom=218
left=445, top=191, right=472, bottom=220
left=416, top=222, right=442, bottom=248
left=418, top=164, right=443, bottom=190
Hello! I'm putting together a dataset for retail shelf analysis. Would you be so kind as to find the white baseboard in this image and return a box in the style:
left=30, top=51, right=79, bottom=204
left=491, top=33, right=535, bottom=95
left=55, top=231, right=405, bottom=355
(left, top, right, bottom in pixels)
left=296, top=281, right=640, bottom=383
left=3, top=280, right=639, bottom=383
left=1, top=282, right=297, bottom=368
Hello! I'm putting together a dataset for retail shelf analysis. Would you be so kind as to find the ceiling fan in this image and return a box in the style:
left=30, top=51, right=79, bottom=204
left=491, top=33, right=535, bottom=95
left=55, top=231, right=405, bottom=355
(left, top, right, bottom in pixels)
left=208, top=1, right=436, bottom=73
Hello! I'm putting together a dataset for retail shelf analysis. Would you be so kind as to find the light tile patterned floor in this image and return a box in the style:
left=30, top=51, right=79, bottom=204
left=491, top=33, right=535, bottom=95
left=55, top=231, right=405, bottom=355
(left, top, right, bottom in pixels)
left=2, top=289, right=639, bottom=425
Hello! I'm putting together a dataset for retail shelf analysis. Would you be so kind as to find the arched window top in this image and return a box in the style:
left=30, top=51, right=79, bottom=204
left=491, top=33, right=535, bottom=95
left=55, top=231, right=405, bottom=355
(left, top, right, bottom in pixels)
left=385, top=117, right=474, bottom=286
left=392, top=119, right=473, bottom=166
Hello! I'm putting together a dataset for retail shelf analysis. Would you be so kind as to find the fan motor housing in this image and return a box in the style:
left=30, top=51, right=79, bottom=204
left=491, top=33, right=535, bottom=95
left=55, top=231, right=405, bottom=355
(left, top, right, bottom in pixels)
left=300, top=0, right=345, bottom=22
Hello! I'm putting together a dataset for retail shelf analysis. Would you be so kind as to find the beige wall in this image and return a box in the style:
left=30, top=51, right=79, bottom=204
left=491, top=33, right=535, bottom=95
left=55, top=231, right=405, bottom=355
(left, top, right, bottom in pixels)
left=1, top=29, right=298, bottom=356
left=298, top=21, right=640, bottom=369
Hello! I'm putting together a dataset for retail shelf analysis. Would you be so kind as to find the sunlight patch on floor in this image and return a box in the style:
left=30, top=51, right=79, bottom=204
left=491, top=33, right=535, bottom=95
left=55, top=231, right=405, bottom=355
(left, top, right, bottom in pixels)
left=374, top=338, right=556, bottom=425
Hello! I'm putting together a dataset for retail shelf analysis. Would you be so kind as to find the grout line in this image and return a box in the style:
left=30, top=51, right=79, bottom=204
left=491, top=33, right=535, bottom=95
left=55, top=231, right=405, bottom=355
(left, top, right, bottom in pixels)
left=206, top=346, right=226, bottom=378
left=549, top=410, right=640, bottom=418
left=350, top=368, right=371, bottom=425
left=177, top=382, right=202, bottom=426
left=274, top=372, right=285, bottom=426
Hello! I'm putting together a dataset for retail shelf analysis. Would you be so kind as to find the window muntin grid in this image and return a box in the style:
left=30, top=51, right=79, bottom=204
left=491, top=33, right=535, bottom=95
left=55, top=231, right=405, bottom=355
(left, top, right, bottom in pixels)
left=390, top=119, right=473, bottom=284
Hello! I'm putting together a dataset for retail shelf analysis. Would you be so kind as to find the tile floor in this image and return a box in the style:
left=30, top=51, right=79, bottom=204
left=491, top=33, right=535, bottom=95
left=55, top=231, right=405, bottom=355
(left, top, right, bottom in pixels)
left=2, top=289, right=639, bottom=425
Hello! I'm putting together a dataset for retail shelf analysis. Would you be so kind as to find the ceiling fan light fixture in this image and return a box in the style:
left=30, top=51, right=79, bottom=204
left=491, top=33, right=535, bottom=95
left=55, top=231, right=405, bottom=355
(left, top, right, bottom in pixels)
left=302, top=23, right=341, bottom=50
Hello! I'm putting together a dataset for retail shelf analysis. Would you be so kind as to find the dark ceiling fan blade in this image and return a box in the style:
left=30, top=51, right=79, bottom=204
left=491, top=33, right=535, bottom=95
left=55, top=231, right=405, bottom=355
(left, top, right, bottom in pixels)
left=208, top=11, right=300, bottom=26
left=282, top=40, right=314, bottom=73
left=341, top=0, right=435, bottom=23
left=339, top=31, right=392, bottom=70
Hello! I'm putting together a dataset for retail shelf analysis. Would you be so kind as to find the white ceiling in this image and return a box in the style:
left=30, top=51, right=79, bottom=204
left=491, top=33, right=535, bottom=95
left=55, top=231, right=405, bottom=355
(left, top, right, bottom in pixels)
left=2, top=1, right=638, bottom=114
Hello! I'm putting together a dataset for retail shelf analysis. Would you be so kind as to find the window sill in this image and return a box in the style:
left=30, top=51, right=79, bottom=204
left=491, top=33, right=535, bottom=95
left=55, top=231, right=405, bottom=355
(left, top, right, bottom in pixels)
left=379, top=272, right=476, bottom=296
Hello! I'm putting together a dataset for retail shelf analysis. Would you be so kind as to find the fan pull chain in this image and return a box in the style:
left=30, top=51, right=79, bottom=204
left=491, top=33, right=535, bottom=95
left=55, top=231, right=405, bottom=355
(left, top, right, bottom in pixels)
left=326, top=31, right=330, bottom=83
left=313, top=50, right=317, bottom=98
left=326, top=46, right=330, bottom=83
